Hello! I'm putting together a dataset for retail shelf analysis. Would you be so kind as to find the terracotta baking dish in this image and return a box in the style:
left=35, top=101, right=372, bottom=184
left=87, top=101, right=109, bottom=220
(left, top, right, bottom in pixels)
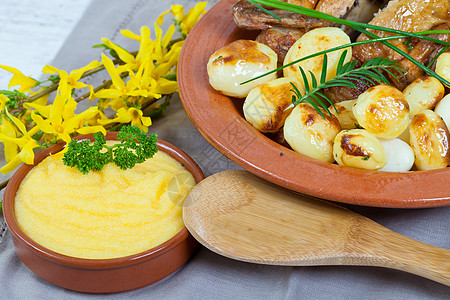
left=3, top=132, right=204, bottom=294
left=178, top=0, right=450, bottom=208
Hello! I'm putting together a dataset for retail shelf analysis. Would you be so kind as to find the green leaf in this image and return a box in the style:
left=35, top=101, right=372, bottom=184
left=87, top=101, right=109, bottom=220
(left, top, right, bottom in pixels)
left=323, top=82, right=357, bottom=89
left=325, top=79, right=358, bottom=87
left=336, top=50, right=348, bottom=73
left=379, top=67, right=401, bottom=82
left=310, top=71, right=318, bottom=89
left=63, top=126, right=158, bottom=174
left=62, top=139, right=111, bottom=174
left=370, top=69, right=389, bottom=84
left=342, top=61, right=357, bottom=74
left=289, top=82, right=303, bottom=98
left=299, top=67, right=310, bottom=93
left=320, top=54, right=328, bottom=84
left=315, top=91, right=335, bottom=107
left=305, top=97, right=325, bottom=119
left=311, top=94, right=332, bottom=117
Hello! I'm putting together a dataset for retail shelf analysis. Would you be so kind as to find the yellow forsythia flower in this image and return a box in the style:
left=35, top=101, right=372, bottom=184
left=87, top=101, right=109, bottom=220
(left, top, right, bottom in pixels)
left=0, top=94, right=8, bottom=111
left=95, top=53, right=149, bottom=100
left=0, top=115, right=19, bottom=162
left=43, top=60, right=100, bottom=96
left=179, top=2, right=207, bottom=37
left=0, top=65, right=37, bottom=93
left=98, top=107, right=151, bottom=132
left=0, top=3, right=208, bottom=174
left=100, top=38, right=137, bottom=72
left=31, top=90, right=106, bottom=147
left=156, top=2, right=207, bottom=37
left=0, top=109, right=40, bottom=173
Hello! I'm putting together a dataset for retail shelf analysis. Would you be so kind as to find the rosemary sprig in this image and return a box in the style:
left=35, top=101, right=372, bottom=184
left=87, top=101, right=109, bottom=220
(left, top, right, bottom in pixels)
left=288, top=51, right=404, bottom=117
left=241, top=34, right=411, bottom=85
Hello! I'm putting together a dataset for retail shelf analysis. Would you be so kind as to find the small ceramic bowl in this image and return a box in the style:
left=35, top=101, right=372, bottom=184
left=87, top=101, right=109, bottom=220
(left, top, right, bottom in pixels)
left=3, top=132, right=204, bottom=294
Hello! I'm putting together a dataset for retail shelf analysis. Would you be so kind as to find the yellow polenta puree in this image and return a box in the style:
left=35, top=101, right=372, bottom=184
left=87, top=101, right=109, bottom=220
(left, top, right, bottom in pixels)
left=14, top=150, right=196, bottom=259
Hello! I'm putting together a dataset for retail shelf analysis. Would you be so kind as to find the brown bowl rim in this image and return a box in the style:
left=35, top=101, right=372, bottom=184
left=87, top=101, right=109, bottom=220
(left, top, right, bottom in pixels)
left=3, top=131, right=204, bottom=269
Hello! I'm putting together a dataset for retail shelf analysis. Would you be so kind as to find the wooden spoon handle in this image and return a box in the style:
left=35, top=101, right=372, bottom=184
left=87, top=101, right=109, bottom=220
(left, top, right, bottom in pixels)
left=353, top=221, right=450, bottom=286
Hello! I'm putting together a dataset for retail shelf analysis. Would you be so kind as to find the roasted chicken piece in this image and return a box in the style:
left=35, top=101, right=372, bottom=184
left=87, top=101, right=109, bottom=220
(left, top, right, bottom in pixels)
left=232, top=0, right=356, bottom=31
left=353, top=0, right=450, bottom=90
left=389, top=24, right=450, bottom=89
left=344, top=0, right=390, bottom=39
left=256, top=26, right=306, bottom=65
left=325, top=26, right=450, bottom=102
left=232, top=0, right=387, bottom=31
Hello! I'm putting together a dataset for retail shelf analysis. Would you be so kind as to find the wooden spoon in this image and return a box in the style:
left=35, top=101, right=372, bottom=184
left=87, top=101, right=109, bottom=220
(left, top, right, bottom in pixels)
left=183, top=170, right=450, bottom=286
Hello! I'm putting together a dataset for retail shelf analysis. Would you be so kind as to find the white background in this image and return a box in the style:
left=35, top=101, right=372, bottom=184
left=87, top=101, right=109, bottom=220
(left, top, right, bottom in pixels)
left=0, top=0, right=91, bottom=89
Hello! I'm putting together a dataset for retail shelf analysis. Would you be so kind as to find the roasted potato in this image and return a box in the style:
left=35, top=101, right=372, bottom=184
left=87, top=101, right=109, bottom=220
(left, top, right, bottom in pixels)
left=378, top=138, right=414, bottom=172
left=409, top=110, right=450, bottom=170
left=284, top=103, right=341, bottom=163
left=333, top=129, right=386, bottom=170
left=243, top=77, right=299, bottom=133
left=435, top=52, right=450, bottom=87
left=207, top=39, right=278, bottom=98
left=396, top=118, right=411, bottom=144
left=403, top=76, right=444, bottom=117
left=329, top=99, right=357, bottom=130
left=353, top=85, right=410, bottom=139
left=283, top=27, right=351, bottom=88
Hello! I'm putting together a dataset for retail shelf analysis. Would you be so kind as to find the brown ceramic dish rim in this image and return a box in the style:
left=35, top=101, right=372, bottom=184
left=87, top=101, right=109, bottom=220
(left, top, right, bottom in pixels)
left=178, top=0, right=450, bottom=208
left=3, top=131, right=204, bottom=269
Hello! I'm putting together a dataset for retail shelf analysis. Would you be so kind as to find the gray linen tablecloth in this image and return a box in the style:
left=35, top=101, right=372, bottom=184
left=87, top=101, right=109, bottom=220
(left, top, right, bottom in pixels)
left=0, top=0, right=449, bottom=298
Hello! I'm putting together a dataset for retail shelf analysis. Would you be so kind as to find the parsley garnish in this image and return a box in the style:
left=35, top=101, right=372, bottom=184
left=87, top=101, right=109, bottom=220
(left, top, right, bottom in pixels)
left=63, top=126, right=158, bottom=174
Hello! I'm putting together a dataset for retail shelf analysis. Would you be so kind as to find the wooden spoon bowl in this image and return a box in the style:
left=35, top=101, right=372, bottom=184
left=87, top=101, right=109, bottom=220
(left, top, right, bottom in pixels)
left=183, top=170, right=450, bottom=286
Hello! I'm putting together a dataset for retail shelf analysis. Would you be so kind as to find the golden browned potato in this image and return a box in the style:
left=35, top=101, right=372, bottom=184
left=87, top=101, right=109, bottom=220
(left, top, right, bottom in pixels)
left=409, top=110, right=450, bottom=170
left=283, top=27, right=351, bottom=88
left=284, top=103, right=341, bottom=162
left=329, top=99, right=357, bottom=130
left=333, top=129, right=386, bottom=170
left=396, top=118, right=411, bottom=145
left=207, top=39, right=278, bottom=98
left=403, top=76, right=444, bottom=117
left=353, top=85, right=410, bottom=139
left=435, top=52, right=450, bottom=87
left=243, top=77, right=299, bottom=133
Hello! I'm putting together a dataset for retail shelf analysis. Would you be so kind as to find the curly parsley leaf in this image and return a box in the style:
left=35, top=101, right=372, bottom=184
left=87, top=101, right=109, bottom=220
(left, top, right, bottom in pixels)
left=62, top=136, right=110, bottom=174
left=63, top=126, right=158, bottom=174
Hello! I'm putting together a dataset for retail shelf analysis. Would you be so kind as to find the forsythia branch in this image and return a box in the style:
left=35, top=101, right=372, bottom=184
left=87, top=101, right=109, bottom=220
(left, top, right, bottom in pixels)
left=0, top=2, right=208, bottom=178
